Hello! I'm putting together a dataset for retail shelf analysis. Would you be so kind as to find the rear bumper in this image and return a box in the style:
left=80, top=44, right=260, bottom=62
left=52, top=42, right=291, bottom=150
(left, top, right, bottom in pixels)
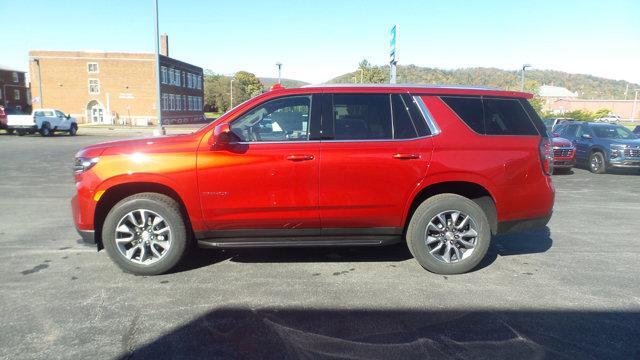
left=8, top=125, right=36, bottom=130
left=497, top=211, right=552, bottom=234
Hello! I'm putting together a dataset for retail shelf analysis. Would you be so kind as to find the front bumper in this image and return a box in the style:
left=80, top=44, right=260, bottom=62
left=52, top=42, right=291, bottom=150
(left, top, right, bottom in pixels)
left=76, top=228, right=96, bottom=244
left=609, top=159, right=640, bottom=168
left=553, top=158, right=576, bottom=168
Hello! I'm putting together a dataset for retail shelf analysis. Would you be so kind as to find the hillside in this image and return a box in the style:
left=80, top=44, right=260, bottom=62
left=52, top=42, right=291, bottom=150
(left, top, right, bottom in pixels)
left=259, top=77, right=309, bottom=89
left=327, top=65, right=639, bottom=100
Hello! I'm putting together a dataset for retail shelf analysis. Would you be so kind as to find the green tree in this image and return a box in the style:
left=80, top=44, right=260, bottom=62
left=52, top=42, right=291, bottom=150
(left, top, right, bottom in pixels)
left=594, top=108, right=612, bottom=119
left=357, top=59, right=388, bottom=84
left=234, top=71, right=264, bottom=103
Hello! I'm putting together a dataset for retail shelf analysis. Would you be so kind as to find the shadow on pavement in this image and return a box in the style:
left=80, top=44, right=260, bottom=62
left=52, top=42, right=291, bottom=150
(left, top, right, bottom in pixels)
left=118, top=307, right=640, bottom=359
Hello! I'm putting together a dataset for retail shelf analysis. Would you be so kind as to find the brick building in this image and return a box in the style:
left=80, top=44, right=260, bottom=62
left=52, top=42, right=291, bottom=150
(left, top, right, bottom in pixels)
left=28, top=35, right=204, bottom=125
left=0, top=65, right=31, bottom=112
left=547, top=99, right=639, bottom=120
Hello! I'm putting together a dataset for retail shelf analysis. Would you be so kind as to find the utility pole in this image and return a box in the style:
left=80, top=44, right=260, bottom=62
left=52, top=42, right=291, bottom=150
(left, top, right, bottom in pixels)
left=632, top=89, right=639, bottom=121
left=230, top=78, right=235, bottom=109
left=360, top=68, right=364, bottom=83
left=153, top=0, right=165, bottom=135
left=32, top=58, right=43, bottom=108
left=521, top=64, right=532, bottom=92
left=276, top=63, right=282, bottom=84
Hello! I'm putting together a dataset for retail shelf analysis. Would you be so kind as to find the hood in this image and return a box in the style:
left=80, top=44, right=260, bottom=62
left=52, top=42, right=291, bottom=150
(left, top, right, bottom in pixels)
left=609, top=138, right=640, bottom=147
left=552, top=137, right=573, bottom=147
left=75, top=133, right=194, bottom=158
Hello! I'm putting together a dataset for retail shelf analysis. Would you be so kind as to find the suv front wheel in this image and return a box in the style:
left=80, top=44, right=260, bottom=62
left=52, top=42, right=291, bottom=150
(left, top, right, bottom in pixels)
left=102, top=193, right=189, bottom=275
left=588, top=151, right=606, bottom=174
left=406, top=194, right=491, bottom=275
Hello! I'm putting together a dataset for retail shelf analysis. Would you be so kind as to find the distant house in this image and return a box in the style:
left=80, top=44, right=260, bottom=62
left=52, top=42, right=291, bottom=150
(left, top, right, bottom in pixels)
left=0, top=65, right=31, bottom=112
left=28, top=34, right=204, bottom=125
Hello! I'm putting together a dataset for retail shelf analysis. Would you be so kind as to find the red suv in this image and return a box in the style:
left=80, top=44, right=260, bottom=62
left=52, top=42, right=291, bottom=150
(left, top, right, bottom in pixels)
left=72, top=85, right=554, bottom=275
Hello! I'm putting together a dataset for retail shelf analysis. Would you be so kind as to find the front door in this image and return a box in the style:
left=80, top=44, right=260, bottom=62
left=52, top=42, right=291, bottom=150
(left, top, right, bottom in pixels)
left=55, top=110, right=70, bottom=130
left=319, top=93, right=433, bottom=232
left=197, top=94, right=321, bottom=234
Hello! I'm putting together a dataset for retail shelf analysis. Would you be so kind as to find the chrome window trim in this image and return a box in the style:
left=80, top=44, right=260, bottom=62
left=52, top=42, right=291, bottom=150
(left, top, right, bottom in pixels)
left=412, top=95, right=441, bottom=136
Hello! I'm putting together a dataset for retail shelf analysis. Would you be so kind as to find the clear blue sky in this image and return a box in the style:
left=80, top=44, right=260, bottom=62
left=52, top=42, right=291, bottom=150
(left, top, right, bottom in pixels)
left=2, top=0, right=639, bottom=84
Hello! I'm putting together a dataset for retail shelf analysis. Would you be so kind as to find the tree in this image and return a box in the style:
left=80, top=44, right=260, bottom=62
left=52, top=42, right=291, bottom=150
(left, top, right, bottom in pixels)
left=234, top=71, right=263, bottom=103
left=357, top=59, right=387, bottom=84
left=594, top=108, right=611, bottom=119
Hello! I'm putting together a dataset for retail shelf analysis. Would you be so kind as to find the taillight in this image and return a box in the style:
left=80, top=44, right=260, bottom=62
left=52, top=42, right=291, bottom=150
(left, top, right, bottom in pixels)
left=539, top=137, right=553, bottom=175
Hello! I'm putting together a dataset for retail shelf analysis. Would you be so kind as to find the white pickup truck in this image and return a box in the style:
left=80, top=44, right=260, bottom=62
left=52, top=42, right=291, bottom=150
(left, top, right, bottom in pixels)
left=6, top=108, right=78, bottom=136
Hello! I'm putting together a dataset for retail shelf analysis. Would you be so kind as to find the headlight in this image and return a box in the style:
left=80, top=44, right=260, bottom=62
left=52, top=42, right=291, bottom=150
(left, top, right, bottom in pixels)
left=74, top=157, right=100, bottom=173
left=610, top=144, right=626, bottom=159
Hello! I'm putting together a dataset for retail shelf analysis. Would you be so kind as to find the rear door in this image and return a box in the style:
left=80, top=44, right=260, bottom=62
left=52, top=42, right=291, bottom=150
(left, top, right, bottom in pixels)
left=318, top=93, right=433, bottom=233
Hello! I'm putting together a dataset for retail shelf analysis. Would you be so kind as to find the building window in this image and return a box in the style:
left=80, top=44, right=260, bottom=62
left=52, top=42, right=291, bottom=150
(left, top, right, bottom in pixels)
left=14, top=89, right=20, bottom=100
left=175, top=70, right=181, bottom=86
left=170, top=94, right=175, bottom=110
left=88, top=79, right=100, bottom=94
left=183, top=95, right=186, bottom=110
left=176, top=95, right=181, bottom=111
left=162, top=94, right=168, bottom=110
left=197, top=76, right=202, bottom=90
left=187, top=74, right=192, bottom=88
left=161, top=66, right=167, bottom=84
left=87, top=63, right=99, bottom=73
left=0, top=89, right=3, bottom=100
left=12, top=72, right=19, bottom=83
left=182, top=72, right=186, bottom=87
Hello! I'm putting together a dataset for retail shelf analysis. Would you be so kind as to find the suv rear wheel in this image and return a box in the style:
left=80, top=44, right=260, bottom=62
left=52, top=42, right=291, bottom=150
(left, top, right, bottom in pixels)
left=102, top=193, right=189, bottom=275
left=406, top=194, right=491, bottom=275
left=588, top=151, right=606, bottom=174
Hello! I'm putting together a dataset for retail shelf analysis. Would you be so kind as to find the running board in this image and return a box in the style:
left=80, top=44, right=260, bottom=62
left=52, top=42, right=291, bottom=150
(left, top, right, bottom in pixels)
left=197, top=235, right=401, bottom=249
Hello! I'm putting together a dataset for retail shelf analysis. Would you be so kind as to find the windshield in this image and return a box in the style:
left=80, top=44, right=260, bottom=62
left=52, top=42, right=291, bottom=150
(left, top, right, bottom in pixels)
left=592, top=125, right=637, bottom=140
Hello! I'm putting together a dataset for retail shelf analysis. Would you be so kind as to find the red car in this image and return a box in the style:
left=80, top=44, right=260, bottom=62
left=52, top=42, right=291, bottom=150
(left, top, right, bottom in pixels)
left=72, top=85, right=555, bottom=275
left=0, top=106, right=7, bottom=131
left=551, top=137, right=576, bottom=173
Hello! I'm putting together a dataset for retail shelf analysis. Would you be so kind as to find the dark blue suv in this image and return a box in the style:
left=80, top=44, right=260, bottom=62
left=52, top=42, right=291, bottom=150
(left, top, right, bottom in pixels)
left=556, top=122, right=640, bottom=173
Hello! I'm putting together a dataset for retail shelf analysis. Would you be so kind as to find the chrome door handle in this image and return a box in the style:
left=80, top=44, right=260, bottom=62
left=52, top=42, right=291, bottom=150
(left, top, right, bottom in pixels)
left=286, top=154, right=315, bottom=161
left=392, top=153, right=420, bottom=160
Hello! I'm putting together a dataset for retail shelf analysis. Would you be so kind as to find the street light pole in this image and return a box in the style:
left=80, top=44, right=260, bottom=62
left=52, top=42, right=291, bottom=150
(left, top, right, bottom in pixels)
left=276, top=63, right=282, bottom=84
left=153, top=0, right=165, bottom=135
left=360, top=68, right=364, bottom=83
left=520, top=64, right=532, bottom=92
left=32, top=58, right=43, bottom=109
left=631, top=89, right=639, bottom=121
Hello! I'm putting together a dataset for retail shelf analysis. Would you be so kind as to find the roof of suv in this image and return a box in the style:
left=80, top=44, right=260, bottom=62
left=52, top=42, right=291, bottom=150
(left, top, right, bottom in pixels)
left=299, top=84, right=532, bottom=99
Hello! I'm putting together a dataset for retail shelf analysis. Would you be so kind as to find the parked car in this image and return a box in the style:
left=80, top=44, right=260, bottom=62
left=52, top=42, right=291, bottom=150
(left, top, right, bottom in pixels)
left=556, top=122, right=640, bottom=173
left=543, top=118, right=575, bottom=134
left=595, top=114, right=621, bottom=124
left=0, top=106, right=7, bottom=132
left=551, top=136, right=576, bottom=173
left=7, top=108, right=78, bottom=136
left=72, top=85, right=555, bottom=276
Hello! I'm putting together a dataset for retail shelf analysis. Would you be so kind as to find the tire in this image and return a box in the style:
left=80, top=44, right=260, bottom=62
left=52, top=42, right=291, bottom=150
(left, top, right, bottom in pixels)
left=406, top=193, right=491, bottom=275
left=16, top=129, right=25, bottom=136
left=6, top=129, right=14, bottom=135
left=588, top=151, right=606, bottom=174
left=40, top=123, right=51, bottom=137
left=68, top=123, right=78, bottom=136
left=102, top=193, right=189, bottom=275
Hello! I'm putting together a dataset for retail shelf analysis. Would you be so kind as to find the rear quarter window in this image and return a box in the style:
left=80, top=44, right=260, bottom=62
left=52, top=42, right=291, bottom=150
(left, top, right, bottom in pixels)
left=441, top=96, right=540, bottom=136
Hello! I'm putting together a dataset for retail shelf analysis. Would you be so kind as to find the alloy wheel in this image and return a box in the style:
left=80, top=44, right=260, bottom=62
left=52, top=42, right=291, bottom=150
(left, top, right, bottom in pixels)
left=115, top=209, right=172, bottom=265
left=424, top=210, right=478, bottom=263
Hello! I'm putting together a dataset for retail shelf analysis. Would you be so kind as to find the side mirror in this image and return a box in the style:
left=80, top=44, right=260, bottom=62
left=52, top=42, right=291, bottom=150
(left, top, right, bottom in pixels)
left=552, top=133, right=560, bottom=138
left=209, top=123, right=240, bottom=148
left=66, top=114, right=70, bottom=119
left=582, top=133, right=592, bottom=140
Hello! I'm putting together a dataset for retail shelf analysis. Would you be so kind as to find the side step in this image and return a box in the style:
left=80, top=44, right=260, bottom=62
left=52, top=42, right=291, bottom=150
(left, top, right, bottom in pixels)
left=197, top=236, right=401, bottom=249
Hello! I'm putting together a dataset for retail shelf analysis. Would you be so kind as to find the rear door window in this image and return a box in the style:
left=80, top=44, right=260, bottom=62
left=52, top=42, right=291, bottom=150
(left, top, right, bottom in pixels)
left=332, top=94, right=392, bottom=140
left=391, top=94, right=418, bottom=139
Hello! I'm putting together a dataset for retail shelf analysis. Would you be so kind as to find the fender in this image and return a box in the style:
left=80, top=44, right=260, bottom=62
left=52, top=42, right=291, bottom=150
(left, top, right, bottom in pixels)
left=401, top=170, right=498, bottom=225
left=95, top=172, right=205, bottom=231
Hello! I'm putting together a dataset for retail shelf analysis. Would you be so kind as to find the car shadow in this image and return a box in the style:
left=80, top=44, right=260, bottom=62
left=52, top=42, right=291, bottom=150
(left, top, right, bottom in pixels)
left=475, top=226, right=553, bottom=272
left=173, top=227, right=553, bottom=273
left=117, top=307, right=640, bottom=359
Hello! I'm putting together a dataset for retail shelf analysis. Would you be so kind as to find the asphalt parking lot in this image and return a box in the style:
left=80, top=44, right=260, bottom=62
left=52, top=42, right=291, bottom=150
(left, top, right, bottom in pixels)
left=1, top=132, right=639, bottom=359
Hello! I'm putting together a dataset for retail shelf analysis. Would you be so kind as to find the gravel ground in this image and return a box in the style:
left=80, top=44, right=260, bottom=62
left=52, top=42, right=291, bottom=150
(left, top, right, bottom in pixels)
left=0, top=133, right=638, bottom=359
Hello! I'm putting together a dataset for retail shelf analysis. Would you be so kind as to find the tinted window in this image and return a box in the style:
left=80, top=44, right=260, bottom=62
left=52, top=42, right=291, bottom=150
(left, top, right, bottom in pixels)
left=231, top=96, right=311, bottom=142
left=483, top=98, right=538, bottom=135
left=391, top=94, right=418, bottom=139
left=333, top=94, right=392, bottom=140
left=441, top=97, right=484, bottom=133
left=592, top=125, right=637, bottom=140
left=562, top=124, right=579, bottom=138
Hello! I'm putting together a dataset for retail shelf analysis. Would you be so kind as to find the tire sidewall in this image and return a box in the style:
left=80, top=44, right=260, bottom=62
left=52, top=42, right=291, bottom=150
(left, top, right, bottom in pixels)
left=40, top=123, right=50, bottom=137
left=408, top=195, right=491, bottom=275
left=102, top=196, right=187, bottom=275
left=69, top=124, right=77, bottom=135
